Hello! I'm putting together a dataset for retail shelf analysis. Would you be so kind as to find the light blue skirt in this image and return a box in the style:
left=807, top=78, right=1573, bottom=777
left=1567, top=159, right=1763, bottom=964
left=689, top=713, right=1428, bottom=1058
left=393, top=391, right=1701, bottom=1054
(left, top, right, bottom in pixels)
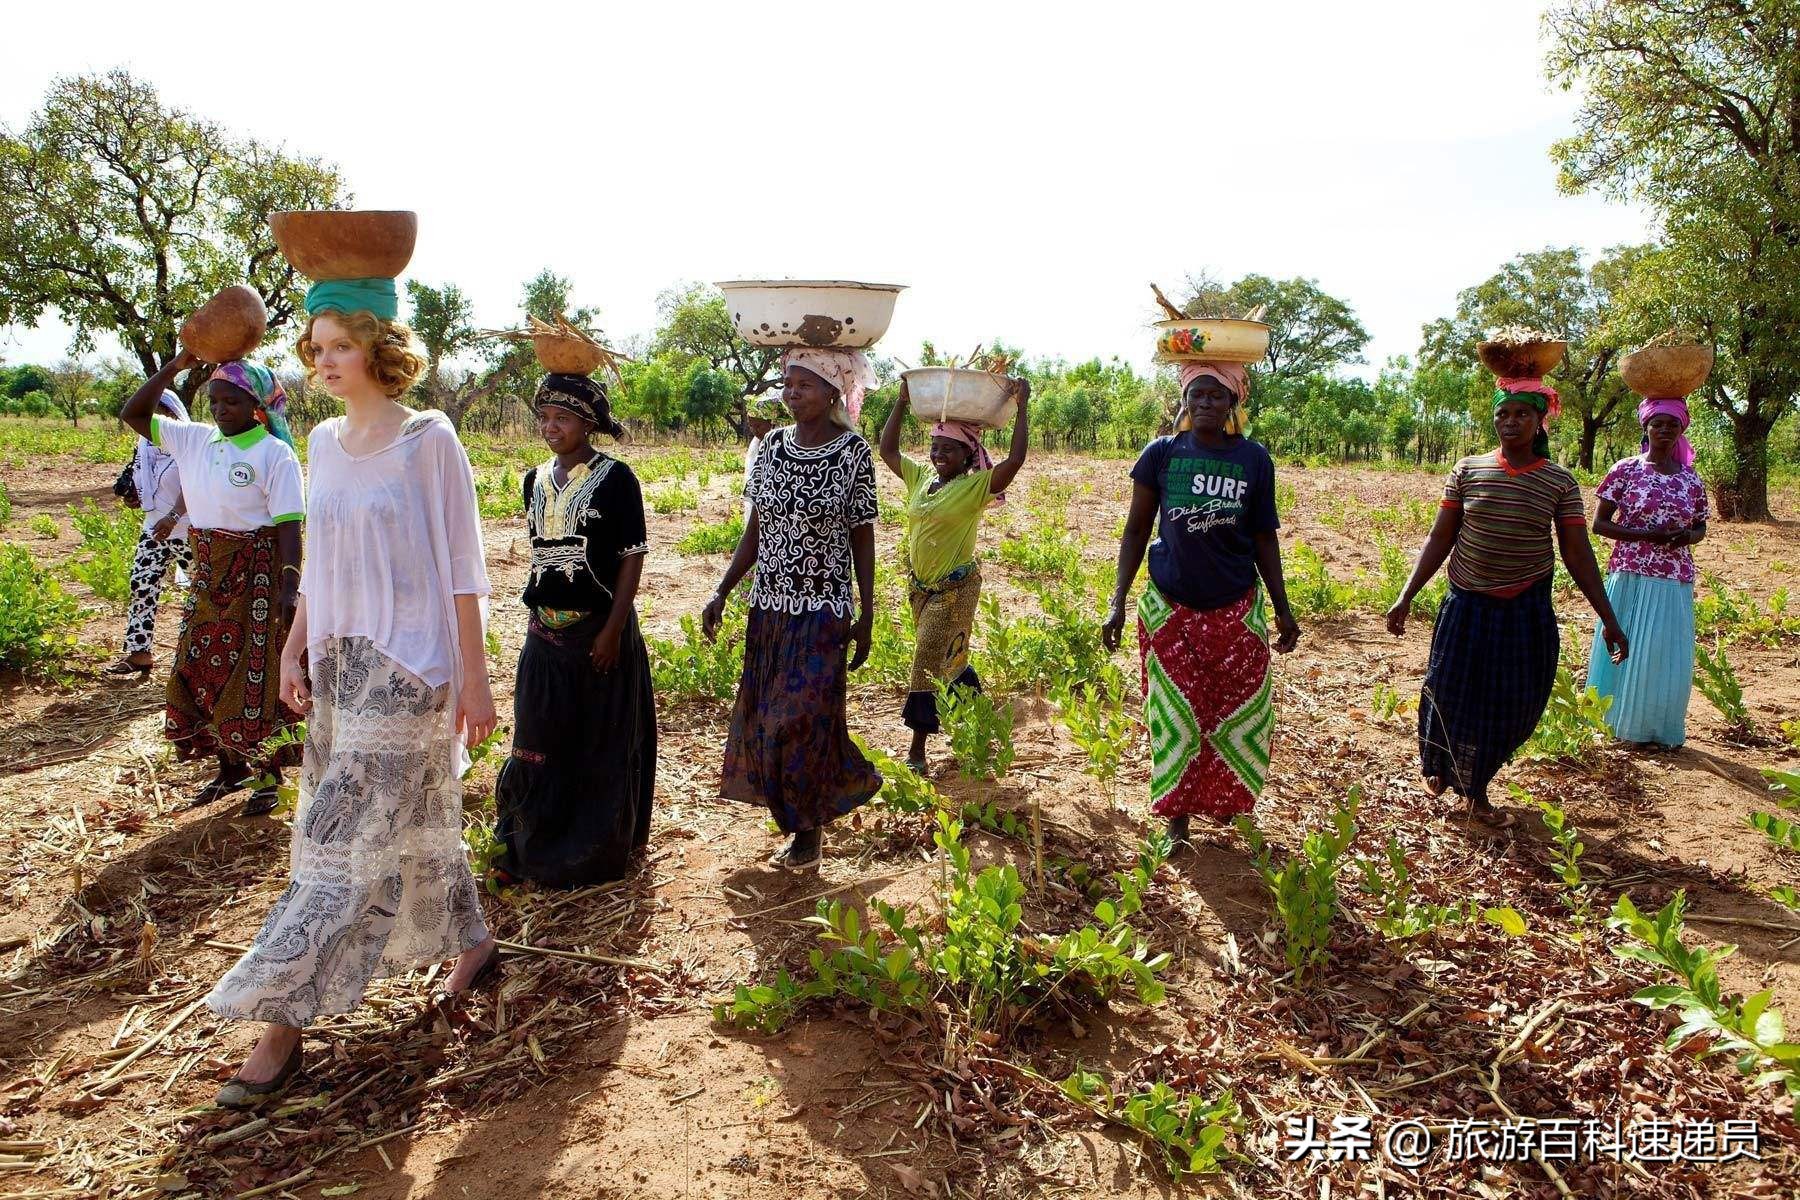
left=1587, top=571, right=1694, bottom=746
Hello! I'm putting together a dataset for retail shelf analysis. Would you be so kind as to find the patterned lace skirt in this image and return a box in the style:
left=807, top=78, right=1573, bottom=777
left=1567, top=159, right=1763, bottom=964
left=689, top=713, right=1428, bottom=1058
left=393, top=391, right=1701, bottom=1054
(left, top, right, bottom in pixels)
left=207, top=636, right=490, bottom=1027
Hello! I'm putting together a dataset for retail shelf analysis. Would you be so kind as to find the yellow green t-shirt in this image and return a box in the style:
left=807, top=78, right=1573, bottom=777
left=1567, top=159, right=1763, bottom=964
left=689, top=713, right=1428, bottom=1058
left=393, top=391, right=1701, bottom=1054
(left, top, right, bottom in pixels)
left=899, top=455, right=994, bottom=586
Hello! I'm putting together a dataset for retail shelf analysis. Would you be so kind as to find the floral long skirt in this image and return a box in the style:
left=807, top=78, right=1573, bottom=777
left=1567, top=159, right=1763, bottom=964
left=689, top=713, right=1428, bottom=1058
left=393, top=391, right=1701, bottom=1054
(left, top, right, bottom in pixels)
left=206, top=637, right=489, bottom=1027
left=1137, top=584, right=1274, bottom=821
left=902, top=562, right=983, bottom=734
left=166, top=526, right=297, bottom=770
left=721, top=607, right=881, bottom=834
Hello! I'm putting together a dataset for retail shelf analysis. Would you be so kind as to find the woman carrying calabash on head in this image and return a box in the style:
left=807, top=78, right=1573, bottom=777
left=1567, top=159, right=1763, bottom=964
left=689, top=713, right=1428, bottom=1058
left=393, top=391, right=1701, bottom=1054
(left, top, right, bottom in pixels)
left=702, top=347, right=883, bottom=872
left=204, top=272, right=498, bottom=1107
left=877, top=373, right=1030, bottom=772
left=1585, top=397, right=1707, bottom=746
left=106, top=389, right=193, bottom=678
left=492, top=373, right=655, bottom=885
left=118, top=356, right=305, bottom=815
left=1387, top=377, right=1628, bottom=827
left=1103, top=362, right=1300, bottom=847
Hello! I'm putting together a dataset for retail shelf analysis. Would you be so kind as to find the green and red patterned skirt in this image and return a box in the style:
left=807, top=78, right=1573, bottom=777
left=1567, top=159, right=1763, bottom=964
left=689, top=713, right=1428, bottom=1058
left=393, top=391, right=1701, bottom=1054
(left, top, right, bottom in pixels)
left=166, top=526, right=298, bottom=770
left=1137, top=584, right=1274, bottom=821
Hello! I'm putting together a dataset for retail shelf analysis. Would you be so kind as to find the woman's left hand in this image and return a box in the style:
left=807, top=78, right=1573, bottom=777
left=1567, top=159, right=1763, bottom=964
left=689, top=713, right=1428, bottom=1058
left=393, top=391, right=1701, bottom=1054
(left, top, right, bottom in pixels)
left=847, top=611, right=872, bottom=672
left=1272, top=612, right=1301, bottom=654
left=590, top=624, right=622, bottom=672
left=1602, top=621, right=1630, bottom=664
left=458, top=676, right=498, bottom=748
left=1008, top=376, right=1031, bottom=403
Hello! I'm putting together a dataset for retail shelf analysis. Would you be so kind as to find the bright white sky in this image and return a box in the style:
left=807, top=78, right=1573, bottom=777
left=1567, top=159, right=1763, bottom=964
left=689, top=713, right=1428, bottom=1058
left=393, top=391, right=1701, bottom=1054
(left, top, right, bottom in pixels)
left=2, top=0, right=1653, bottom=380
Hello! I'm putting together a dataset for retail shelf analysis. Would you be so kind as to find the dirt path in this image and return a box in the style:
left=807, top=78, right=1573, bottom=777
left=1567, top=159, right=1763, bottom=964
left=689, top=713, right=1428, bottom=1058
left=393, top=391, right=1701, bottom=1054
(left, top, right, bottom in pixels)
left=1, top=450, right=1796, bottom=1198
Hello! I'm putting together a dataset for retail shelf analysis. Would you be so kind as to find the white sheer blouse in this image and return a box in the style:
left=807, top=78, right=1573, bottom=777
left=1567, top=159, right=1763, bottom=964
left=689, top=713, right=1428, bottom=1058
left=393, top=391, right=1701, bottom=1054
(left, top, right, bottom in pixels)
left=299, top=410, right=491, bottom=692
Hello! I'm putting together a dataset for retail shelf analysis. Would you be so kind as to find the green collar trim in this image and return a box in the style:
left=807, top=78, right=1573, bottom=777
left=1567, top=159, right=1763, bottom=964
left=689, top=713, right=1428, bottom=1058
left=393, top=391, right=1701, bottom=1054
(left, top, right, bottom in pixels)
left=218, top=424, right=269, bottom=450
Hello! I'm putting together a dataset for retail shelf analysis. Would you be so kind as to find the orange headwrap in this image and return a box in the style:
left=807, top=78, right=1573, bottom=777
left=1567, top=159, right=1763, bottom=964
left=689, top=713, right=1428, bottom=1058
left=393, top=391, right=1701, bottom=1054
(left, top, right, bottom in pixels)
left=1176, top=362, right=1250, bottom=435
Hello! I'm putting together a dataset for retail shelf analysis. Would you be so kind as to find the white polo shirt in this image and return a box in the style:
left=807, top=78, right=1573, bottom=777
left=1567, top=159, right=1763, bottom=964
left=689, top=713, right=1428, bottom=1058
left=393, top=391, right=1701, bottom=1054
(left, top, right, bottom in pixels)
left=150, top=416, right=305, bottom=532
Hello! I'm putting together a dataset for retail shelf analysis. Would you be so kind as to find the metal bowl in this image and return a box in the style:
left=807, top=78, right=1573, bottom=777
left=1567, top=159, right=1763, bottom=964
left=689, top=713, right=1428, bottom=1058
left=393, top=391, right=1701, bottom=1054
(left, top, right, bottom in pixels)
left=717, top=280, right=905, bottom=349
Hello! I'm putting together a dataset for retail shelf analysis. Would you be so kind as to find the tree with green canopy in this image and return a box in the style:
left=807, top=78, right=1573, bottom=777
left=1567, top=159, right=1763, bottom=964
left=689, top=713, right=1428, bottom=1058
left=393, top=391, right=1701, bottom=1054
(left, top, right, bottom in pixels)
left=1545, top=0, right=1800, bottom=519
left=46, top=360, right=95, bottom=426
left=0, top=70, right=347, bottom=401
left=648, top=283, right=781, bottom=435
left=408, top=269, right=606, bottom=430
left=682, top=361, right=738, bottom=441
left=407, top=280, right=491, bottom=430
left=1419, top=245, right=1650, bottom=469
left=1176, top=273, right=1370, bottom=391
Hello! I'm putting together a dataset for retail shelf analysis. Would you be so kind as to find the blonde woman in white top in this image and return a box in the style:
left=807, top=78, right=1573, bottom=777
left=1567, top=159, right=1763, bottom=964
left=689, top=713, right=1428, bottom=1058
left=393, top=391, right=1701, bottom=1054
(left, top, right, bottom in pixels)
left=205, top=297, right=498, bottom=1108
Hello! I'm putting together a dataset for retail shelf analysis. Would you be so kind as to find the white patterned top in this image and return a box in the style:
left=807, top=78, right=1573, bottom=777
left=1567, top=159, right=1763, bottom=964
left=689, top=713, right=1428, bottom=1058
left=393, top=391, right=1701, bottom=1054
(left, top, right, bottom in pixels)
left=746, top=427, right=878, bottom=618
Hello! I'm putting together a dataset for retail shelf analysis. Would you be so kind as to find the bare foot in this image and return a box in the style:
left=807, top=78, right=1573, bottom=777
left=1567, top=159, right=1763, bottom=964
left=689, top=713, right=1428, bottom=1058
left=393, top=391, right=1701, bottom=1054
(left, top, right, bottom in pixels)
left=236, top=1024, right=302, bottom=1085
left=1465, top=797, right=1516, bottom=830
left=1422, top=774, right=1446, bottom=797
left=443, top=936, right=498, bottom=992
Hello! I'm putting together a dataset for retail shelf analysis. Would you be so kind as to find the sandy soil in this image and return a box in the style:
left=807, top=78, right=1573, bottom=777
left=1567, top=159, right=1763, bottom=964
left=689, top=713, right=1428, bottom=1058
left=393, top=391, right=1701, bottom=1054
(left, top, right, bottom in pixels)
left=1, top=445, right=1796, bottom=1199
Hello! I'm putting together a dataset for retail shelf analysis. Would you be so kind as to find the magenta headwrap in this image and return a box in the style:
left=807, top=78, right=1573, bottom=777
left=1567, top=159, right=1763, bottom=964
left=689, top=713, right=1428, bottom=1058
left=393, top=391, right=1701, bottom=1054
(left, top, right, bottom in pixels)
left=1638, top=398, right=1695, bottom=468
left=209, top=361, right=294, bottom=447
left=930, top=419, right=1004, bottom=506
left=1176, top=361, right=1251, bottom=435
left=781, top=348, right=875, bottom=432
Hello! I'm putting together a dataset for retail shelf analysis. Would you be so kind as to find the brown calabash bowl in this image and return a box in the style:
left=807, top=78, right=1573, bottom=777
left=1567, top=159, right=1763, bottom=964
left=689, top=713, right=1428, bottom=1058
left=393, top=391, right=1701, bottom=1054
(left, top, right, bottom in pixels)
left=180, top=284, right=268, bottom=363
left=1620, top=344, right=1713, bottom=399
left=1478, top=339, right=1568, bottom=379
left=269, top=210, right=417, bottom=281
left=533, top=335, right=605, bottom=375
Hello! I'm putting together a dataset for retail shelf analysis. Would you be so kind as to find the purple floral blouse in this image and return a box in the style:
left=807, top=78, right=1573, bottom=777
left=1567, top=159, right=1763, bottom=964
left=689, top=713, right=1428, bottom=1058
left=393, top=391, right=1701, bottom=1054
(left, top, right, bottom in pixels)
left=1595, top=456, right=1709, bottom=584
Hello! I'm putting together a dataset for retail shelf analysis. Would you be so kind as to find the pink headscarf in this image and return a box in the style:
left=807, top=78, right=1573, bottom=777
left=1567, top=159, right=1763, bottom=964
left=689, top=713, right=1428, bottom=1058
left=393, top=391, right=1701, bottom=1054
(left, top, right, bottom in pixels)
left=930, top=419, right=1004, bottom=506
left=1176, top=361, right=1251, bottom=435
left=1638, top=397, right=1695, bottom=468
left=782, top=348, right=875, bottom=432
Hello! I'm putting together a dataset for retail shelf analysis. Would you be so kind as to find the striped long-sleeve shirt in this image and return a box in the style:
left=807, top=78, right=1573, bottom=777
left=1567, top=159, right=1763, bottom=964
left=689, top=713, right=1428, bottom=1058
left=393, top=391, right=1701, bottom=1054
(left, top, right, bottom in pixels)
left=1441, top=451, right=1586, bottom=596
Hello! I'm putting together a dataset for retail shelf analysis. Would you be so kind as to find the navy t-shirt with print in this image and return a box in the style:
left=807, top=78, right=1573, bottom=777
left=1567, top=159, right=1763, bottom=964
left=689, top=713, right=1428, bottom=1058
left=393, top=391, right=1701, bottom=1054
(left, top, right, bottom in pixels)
left=1130, top=432, right=1280, bottom=611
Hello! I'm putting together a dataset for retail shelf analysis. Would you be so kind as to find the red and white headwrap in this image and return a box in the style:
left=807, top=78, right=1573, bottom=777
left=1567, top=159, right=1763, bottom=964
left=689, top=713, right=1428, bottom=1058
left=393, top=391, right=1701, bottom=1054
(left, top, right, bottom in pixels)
left=930, top=419, right=1004, bottom=506
left=1176, top=361, right=1251, bottom=435
left=1495, top=376, right=1561, bottom=420
left=782, top=348, right=875, bottom=432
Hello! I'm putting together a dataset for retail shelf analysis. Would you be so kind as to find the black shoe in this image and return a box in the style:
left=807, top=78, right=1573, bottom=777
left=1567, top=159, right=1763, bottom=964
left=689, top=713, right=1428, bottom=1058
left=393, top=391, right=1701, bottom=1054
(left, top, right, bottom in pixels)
left=240, top=787, right=279, bottom=817
left=215, top=1042, right=303, bottom=1110
left=192, top=771, right=254, bottom=808
left=103, top=658, right=152, bottom=678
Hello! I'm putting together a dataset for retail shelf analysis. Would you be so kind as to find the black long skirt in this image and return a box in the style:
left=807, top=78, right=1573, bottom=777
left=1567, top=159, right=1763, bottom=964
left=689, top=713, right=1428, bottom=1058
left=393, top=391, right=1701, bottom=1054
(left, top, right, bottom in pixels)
left=1417, top=576, right=1559, bottom=798
left=495, top=610, right=656, bottom=886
